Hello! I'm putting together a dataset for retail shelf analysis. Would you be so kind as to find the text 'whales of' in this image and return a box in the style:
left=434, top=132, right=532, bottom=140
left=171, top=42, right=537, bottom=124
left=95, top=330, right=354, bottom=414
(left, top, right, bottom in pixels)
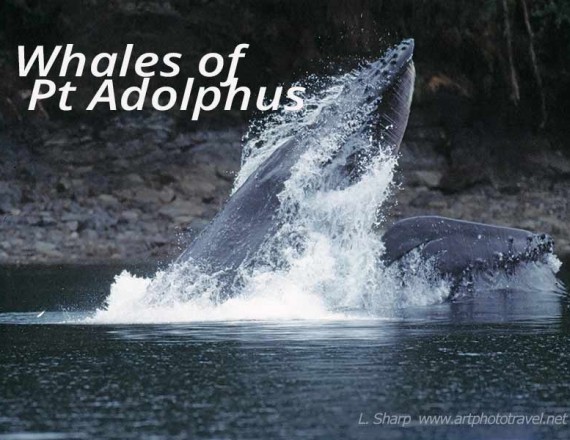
left=18, top=44, right=305, bottom=120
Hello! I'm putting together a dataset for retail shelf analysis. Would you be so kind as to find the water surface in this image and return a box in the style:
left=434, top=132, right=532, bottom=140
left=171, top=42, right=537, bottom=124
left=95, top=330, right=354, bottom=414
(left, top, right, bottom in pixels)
left=0, top=262, right=569, bottom=440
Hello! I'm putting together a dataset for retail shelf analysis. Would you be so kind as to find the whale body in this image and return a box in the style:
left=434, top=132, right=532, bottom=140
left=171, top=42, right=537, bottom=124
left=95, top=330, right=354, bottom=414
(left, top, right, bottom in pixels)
left=381, top=216, right=555, bottom=288
left=176, top=39, right=557, bottom=298
left=178, top=39, right=416, bottom=292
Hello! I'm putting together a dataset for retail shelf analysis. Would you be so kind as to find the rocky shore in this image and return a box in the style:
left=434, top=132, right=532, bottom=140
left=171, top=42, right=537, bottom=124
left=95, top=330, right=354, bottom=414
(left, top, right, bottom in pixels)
left=1, top=108, right=569, bottom=265
left=1, top=0, right=569, bottom=266
left=0, top=113, right=242, bottom=264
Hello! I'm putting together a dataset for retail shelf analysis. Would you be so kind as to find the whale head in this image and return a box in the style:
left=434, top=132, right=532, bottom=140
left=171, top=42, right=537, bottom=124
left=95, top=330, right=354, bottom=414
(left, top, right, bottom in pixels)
left=382, top=216, right=557, bottom=281
left=178, top=39, right=417, bottom=284
left=319, top=39, right=416, bottom=189
left=368, top=38, right=416, bottom=153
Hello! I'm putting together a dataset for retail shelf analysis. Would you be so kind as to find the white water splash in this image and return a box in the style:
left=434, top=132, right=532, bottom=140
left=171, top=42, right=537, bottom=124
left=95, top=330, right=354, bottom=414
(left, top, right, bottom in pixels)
left=460, top=253, right=564, bottom=296
left=90, top=63, right=559, bottom=324
left=91, top=65, right=411, bottom=323
left=93, top=267, right=345, bottom=323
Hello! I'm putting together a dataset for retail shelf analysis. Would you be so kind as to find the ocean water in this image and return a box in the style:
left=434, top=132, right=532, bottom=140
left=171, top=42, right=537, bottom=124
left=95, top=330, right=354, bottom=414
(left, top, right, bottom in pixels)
left=0, top=263, right=568, bottom=440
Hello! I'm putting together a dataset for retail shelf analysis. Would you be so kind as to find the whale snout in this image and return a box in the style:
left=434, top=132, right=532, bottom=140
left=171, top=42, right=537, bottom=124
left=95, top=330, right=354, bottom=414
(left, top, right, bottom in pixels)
left=371, top=39, right=415, bottom=82
left=367, top=39, right=416, bottom=155
left=524, top=232, right=554, bottom=258
left=493, top=231, right=554, bottom=271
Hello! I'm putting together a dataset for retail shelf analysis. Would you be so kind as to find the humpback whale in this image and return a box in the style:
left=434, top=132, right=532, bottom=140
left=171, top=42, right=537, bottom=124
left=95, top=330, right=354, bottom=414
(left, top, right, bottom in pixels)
left=381, top=216, right=555, bottom=288
left=178, top=39, right=416, bottom=290
left=176, top=38, right=557, bottom=298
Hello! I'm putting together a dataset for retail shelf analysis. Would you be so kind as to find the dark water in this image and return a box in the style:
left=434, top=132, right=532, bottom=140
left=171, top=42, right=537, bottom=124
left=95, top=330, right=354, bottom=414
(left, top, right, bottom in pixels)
left=1, top=262, right=569, bottom=440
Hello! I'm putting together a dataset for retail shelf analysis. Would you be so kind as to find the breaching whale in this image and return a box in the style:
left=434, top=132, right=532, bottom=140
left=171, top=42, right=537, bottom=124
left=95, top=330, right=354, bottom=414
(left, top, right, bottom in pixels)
left=177, top=38, right=556, bottom=297
left=178, top=39, right=416, bottom=291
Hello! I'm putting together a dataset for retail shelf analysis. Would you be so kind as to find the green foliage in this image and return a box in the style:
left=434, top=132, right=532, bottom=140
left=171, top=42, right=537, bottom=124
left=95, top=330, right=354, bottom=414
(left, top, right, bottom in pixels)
left=533, top=0, right=570, bottom=27
left=1, top=0, right=63, bottom=46
left=531, top=0, right=570, bottom=62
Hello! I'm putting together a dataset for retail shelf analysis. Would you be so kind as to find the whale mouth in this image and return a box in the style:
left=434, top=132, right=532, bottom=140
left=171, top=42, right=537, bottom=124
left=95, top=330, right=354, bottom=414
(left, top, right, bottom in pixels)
left=370, top=39, right=415, bottom=151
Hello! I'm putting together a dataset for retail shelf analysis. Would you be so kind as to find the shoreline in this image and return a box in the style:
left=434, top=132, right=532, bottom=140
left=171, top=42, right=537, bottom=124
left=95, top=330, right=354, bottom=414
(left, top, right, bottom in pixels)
left=1, top=111, right=569, bottom=265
